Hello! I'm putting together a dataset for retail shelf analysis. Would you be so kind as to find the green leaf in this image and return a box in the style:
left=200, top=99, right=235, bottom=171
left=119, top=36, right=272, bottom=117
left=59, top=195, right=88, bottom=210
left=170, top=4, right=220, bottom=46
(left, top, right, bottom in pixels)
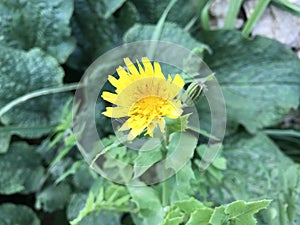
left=205, top=133, right=300, bottom=224
left=67, top=193, right=121, bottom=225
left=67, top=194, right=91, bottom=222
left=55, top=160, right=82, bottom=185
left=124, top=22, right=209, bottom=52
left=174, top=198, right=205, bottom=214
left=129, top=185, right=164, bottom=225
left=0, top=125, right=56, bottom=141
left=222, top=133, right=292, bottom=199
left=160, top=198, right=209, bottom=225
left=134, top=139, right=162, bottom=166
left=68, top=0, right=138, bottom=70
left=166, top=132, right=198, bottom=171
left=159, top=206, right=184, bottom=225
left=0, top=46, right=68, bottom=138
left=130, top=0, right=199, bottom=26
left=72, top=162, right=96, bottom=191
left=133, top=143, right=162, bottom=179
left=194, top=144, right=226, bottom=182
left=115, top=1, right=141, bottom=34
left=0, top=203, right=40, bottom=225
left=124, top=22, right=209, bottom=82
left=69, top=192, right=96, bottom=225
left=212, top=157, right=226, bottom=170
left=36, top=183, right=71, bottom=213
left=84, top=0, right=126, bottom=19
left=69, top=178, right=134, bottom=225
left=160, top=197, right=270, bottom=225
left=186, top=208, right=213, bottom=225
left=195, top=144, right=226, bottom=169
left=0, top=0, right=75, bottom=63
left=105, top=183, right=129, bottom=204
left=171, top=161, right=195, bottom=202
left=199, top=30, right=300, bottom=133
left=0, top=142, right=44, bottom=194
left=225, top=200, right=271, bottom=225
left=209, top=206, right=227, bottom=225
left=0, top=132, right=11, bottom=153
left=165, top=114, right=191, bottom=136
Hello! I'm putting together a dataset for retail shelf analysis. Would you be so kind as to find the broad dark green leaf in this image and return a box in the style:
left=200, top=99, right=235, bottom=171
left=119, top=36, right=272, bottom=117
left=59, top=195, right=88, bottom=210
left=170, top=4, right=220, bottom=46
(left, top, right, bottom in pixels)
left=205, top=133, right=300, bottom=225
left=124, top=23, right=209, bottom=82
left=0, top=0, right=75, bottom=63
left=0, top=125, right=57, bottom=153
left=68, top=0, right=138, bottom=70
left=0, top=46, right=68, bottom=138
left=0, top=203, right=40, bottom=225
left=130, top=0, right=199, bottom=26
left=72, top=163, right=96, bottom=192
left=124, top=22, right=209, bottom=52
left=84, top=0, right=126, bottom=19
left=0, top=142, right=44, bottom=194
left=36, top=183, right=71, bottom=213
left=199, top=30, right=300, bottom=133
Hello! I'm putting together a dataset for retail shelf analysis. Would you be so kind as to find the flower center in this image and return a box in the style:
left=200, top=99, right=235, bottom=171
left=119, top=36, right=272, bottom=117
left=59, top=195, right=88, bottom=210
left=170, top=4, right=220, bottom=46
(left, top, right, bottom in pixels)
left=129, top=96, right=179, bottom=124
left=130, top=96, right=165, bottom=119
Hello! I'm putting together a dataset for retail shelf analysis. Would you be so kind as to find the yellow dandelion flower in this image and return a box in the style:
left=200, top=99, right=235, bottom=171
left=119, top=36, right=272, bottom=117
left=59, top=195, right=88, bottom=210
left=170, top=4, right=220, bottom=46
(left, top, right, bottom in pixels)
left=101, top=57, right=185, bottom=140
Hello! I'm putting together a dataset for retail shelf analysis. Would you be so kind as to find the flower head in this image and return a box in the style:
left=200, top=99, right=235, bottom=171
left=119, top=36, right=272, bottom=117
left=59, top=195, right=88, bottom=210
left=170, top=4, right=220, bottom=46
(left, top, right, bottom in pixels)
left=101, top=57, right=185, bottom=140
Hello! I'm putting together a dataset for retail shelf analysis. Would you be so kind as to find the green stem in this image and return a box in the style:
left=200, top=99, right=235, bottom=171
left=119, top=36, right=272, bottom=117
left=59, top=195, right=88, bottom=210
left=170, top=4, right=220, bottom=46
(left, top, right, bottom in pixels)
left=0, top=125, right=56, bottom=133
left=278, top=196, right=287, bottom=225
left=0, top=83, right=81, bottom=118
left=242, top=0, right=271, bottom=37
left=263, top=129, right=300, bottom=138
left=161, top=139, right=169, bottom=207
left=162, top=180, right=168, bottom=207
left=224, top=0, right=243, bottom=29
left=184, top=16, right=198, bottom=32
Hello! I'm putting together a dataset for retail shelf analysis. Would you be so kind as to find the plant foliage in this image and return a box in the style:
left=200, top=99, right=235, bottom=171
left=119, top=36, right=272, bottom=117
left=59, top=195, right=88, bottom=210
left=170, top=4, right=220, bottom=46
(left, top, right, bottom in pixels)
left=0, top=0, right=299, bottom=225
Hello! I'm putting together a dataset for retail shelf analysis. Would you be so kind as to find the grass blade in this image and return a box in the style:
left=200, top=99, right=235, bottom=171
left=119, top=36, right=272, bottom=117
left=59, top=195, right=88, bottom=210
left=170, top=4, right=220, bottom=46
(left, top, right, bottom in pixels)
left=200, top=0, right=212, bottom=30
left=272, top=0, right=300, bottom=17
left=242, top=0, right=272, bottom=37
left=148, top=0, right=178, bottom=58
left=224, top=0, right=243, bottom=29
